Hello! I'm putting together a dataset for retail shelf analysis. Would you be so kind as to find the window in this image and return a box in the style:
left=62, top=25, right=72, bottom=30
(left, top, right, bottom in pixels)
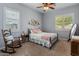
left=55, top=14, right=73, bottom=30
left=3, top=7, right=20, bottom=32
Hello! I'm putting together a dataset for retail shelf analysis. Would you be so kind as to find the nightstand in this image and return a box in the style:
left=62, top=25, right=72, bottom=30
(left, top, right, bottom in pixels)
left=25, top=34, right=29, bottom=41
left=21, top=33, right=29, bottom=43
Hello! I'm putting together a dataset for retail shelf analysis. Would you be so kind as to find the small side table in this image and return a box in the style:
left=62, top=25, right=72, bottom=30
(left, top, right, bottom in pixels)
left=13, top=37, right=22, bottom=48
left=21, top=34, right=29, bottom=43
left=26, top=35, right=29, bottom=41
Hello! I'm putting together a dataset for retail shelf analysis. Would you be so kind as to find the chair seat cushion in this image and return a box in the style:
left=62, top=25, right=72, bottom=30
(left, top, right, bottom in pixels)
left=5, top=35, right=14, bottom=41
left=5, top=35, right=15, bottom=44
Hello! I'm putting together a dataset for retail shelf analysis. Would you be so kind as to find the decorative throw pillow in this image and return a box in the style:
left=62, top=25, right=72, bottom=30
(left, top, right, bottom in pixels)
left=31, top=28, right=42, bottom=33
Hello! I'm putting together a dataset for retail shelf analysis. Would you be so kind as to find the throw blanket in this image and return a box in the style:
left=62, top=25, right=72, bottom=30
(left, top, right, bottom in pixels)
left=30, top=32, right=57, bottom=48
left=41, top=34, right=51, bottom=40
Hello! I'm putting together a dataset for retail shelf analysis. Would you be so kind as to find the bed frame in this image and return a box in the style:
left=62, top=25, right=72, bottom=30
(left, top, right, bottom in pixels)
left=68, top=24, right=77, bottom=42
left=28, top=29, right=58, bottom=49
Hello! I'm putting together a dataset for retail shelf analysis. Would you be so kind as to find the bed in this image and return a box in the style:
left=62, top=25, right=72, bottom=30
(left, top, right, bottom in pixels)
left=28, top=19, right=58, bottom=49
left=28, top=28, right=58, bottom=49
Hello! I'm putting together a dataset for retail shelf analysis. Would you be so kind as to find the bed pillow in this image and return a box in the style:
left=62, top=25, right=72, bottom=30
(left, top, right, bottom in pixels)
left=31, top=28, right=42, bottom=33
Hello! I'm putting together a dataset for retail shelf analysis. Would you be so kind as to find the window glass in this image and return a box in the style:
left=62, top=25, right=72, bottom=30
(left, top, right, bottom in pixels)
left=4, top=7, right=20, bottom=32
left=56, top=15, right=73, bottom=30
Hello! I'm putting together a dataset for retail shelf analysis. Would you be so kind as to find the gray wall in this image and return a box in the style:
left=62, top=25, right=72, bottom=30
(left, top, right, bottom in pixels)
left=0, top=3, right=43, bottom=48
left=42, top=4, right=79, bottom=39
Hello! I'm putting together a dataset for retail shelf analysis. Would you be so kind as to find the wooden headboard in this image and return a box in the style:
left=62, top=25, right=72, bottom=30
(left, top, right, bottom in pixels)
left=28, top=19, right=40, bottom=35
left=28, top=19, right=40, bottom=26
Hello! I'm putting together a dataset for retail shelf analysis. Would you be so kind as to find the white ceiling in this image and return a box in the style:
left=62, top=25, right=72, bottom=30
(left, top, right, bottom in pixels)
left=22, top=3, right=77, bottom=13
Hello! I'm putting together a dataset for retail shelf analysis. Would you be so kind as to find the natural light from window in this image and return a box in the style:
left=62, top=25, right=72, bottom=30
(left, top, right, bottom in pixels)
left=55, top=15, right=73, bottom=31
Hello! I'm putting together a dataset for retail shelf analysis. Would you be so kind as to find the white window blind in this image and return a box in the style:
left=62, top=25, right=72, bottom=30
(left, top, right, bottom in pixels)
left=3, top=7, right=20, bottom=32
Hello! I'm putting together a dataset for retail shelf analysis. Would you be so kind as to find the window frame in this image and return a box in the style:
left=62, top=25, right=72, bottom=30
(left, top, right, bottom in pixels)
left=55, top=13, right=74, bottom=31
left=3, top=7, right=20, bottom=32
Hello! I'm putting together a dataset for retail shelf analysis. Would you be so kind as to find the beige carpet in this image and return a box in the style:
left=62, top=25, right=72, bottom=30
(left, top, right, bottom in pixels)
left=0, top=40, right=71, bottom=56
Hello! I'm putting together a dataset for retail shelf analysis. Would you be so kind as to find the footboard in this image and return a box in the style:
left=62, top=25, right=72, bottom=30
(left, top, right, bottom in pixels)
left=49, top=33, right=58, bottom=49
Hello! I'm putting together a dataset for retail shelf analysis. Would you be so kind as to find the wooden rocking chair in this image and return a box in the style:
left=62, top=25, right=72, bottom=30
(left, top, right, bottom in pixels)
left=1, top=29, right=21, bottom=54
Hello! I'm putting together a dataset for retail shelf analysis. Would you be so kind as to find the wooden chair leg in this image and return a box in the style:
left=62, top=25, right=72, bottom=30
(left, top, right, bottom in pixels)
left=5, top=45, right=7, bottom=52
left=12, top=46, right=16, bottom=53
left=19, top=40, right=22, bottom=47
left=12, top=41, right=16, bottom=53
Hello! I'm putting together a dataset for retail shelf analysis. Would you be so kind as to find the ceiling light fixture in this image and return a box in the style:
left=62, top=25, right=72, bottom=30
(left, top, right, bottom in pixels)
left=43, top=7, right=49, bottom=12
left=37, top=3, right=56, bottom=12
